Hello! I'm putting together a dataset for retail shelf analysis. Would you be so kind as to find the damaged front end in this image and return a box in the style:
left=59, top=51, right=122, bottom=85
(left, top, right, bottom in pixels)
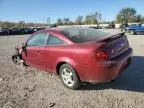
left=12, top=43, right=26, bottom=66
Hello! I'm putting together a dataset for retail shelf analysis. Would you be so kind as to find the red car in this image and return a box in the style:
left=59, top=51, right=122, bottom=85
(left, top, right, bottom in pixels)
left=12, top=27, right=133, bottom=89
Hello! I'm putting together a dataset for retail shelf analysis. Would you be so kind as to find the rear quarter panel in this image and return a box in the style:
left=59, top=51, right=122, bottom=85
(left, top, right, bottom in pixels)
left=44, top=45, right=89, bottom=72
left=44, top=42, right=105, bottom=79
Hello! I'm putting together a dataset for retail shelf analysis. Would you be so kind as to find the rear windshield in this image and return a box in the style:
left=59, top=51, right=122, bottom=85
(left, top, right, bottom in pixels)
left=61, top=28, right=109, bottom=43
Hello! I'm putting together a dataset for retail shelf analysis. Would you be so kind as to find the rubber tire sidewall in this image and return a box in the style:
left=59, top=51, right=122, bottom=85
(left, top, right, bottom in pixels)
left=59, top=64, right=81, bottom=90
left=12, top=55, right=18, bottom=64
left=129, top=30, right=135, bottom=35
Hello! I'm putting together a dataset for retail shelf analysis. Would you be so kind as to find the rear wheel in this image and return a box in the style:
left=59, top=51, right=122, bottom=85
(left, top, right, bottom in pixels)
left=59, top=64, right=81, bottom=90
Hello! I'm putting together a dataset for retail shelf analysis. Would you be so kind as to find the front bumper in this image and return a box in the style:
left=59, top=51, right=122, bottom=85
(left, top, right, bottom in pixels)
left=79, top=48, right=133, bottom=83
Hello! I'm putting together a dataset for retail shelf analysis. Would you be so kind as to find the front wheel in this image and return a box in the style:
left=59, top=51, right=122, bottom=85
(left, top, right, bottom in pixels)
left=12, top=54, right=27, bottom=66
left=59, top=64, right=81, bottom=90
left=12, top=55, right=21, bottom=65
left=129, top=30, right=135, bottom=35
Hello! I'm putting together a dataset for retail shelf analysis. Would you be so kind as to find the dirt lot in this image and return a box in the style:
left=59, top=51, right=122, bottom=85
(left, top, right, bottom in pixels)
left=0, top=30, right=144, bottom=108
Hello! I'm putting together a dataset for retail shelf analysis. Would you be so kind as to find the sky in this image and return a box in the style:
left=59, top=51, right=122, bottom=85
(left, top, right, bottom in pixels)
left=0, top=0, right=144, bottom=23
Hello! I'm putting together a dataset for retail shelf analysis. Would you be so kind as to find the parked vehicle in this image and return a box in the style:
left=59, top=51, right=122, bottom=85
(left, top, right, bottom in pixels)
left=10, top=28, right=22, bottom=35
left=36, top=27, right=46, bottom=31
left=108, top=22, right=116, bottom=29
left=0, top=28, right=10, bottom=35
left=30, top=27, right=46, bottom=34
left=12, top=27, right=133, bottom=89
left=90, top=26, right=102, bottom=29
left=126, top=24, right=144, bottom=35
left=31, top=28, right=38, bottom=33
left=20, top=28, right=33, bottom=34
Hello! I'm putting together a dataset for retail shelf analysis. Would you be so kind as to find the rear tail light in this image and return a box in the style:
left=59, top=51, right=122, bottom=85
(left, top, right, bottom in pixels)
left=96, top=50, right=109, bottom=60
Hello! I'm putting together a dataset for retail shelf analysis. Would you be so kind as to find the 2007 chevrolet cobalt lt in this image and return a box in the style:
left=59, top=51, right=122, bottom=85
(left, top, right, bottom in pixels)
left=12, top=27, right=133, bottom=89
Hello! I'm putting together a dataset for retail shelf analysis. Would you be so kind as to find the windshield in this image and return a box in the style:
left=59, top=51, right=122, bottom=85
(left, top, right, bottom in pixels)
left=61, top=28, right=109, bottom=43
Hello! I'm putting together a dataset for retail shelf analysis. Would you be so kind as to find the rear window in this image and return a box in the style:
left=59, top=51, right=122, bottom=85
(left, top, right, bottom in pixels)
left=61, top=28, right=109, bottom=43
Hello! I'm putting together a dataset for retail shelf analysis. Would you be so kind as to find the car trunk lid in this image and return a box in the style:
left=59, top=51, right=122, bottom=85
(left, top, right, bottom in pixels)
left=97, top=33, right=130, bottom=59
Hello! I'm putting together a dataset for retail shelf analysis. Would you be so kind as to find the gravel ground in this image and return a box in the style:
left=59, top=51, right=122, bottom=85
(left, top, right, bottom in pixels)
left=0, top=30, right=144, bottom=108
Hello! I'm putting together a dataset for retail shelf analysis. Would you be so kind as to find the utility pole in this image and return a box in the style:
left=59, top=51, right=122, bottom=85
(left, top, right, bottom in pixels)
left=47, top=17, right=51, bottom=26
left=43, top=17, right=45, bottom=26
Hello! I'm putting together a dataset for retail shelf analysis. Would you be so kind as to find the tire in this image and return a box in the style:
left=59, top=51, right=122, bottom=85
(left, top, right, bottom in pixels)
left=12, top=54, right=27, bottom=66
left=12, top=55, right=19, bottom=64
left=59, top=64, right=81, bottom=90
left=129, top=30, right=135, bottom=35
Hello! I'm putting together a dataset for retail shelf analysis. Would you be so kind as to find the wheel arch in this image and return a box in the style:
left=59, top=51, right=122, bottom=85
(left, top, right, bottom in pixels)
left=56, top=61, right=81, bottom=82
left=129, top=28, right=135, bottom=31
left=56, top=61, right=67, bottom=75
left=55, top=57, right=79, bottom=73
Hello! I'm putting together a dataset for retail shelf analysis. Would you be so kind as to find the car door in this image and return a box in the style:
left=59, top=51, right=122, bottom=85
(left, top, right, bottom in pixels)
left=141, top=25, right=144, bottom=31
left=26, top=32, right=49, bottom=69
left=136, top=24, right=144, bottom=32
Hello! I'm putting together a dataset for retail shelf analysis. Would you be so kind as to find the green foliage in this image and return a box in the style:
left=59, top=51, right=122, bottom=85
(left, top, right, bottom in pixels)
left=57, top=18, right=63, bottom=25
left=75, top=16, right=83, bottom=25
left=1, top=8, right=144, bottom=28
left=56, top=12, right=102, bottom=26
left=116, top=7, right=144, bottom=24
left=135, top=14, right=144, bottom=23
left=0, top=21, right=44, bottom=28
left=63, top=18, right=70, bottom=25
left=116, top=8, right=137, bottom=23
left=17, top=21, right=25, bottom=28
left=0, top=21, right=15, bottom=28
left=84, top=12, right=101, bottom=25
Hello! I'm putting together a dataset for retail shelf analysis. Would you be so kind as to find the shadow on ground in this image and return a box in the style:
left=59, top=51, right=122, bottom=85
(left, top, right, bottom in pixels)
left=80, top=56, right=144, bottom=92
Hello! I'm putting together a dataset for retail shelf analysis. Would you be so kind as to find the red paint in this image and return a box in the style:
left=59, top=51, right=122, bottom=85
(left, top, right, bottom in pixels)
left=22, top=28, right=133, bottom=83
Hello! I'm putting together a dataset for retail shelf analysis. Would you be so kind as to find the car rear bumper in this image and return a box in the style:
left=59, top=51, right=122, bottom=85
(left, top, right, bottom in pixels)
left=79, top=48, right=133, bottom=83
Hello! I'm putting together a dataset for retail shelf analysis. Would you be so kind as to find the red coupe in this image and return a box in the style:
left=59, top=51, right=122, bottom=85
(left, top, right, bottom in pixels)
left=12, top=27, right=133, bottom=89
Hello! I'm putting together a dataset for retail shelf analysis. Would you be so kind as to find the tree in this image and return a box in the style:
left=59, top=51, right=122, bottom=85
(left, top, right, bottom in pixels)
left=75, top=16, right=83, bottom=25
left=69, top=21, right=74, bottom=25
left=135, top=14, right=144, bottom=23
left=27, top=23, right=35, bottom=27
left=46, top=17, right=51, bottom=26
left=84, top=14, right=97, bottom=24
left=94, top=12, right=102, bottom=26
left=84, top=15, right=91, bottom=24
left=90, top=14, right=97, bottom=24
left=63, top=18, right=70, bottom=25
left=17, top=21, right=25, bottom=28
left=0, top=21, right=46, bottom=28
left=116, top=8, right=137, bottom=24
left=84, top=12, right=102, bottom=25
left=0, top=21, right=2, bottom=27
left=57, top=18, right=63, bottom=25
left=1, top=22, right=15, bottom=28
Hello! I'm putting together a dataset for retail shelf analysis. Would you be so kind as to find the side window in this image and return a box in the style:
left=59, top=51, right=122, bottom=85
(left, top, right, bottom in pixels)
left=27, top=33, right=48, bottom=46
left=47, top=34, right=66, bottom=45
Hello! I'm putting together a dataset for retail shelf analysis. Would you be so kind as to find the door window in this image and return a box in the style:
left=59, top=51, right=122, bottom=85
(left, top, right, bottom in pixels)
left=47, top=35, right=66, bottom=45
left=27, top=33, right=48, bottom=46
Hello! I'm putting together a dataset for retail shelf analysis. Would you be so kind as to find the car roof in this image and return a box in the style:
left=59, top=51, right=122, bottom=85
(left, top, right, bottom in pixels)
left=43, top=27, right=90, bottom=32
